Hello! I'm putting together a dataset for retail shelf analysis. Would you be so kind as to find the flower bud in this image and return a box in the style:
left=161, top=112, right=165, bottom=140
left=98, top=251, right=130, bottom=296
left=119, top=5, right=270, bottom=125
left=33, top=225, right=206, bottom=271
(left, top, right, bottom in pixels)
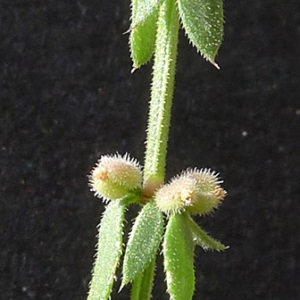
left=89, top=153, right=142, bottom=201
left=154, top=168, right=226, bottom=215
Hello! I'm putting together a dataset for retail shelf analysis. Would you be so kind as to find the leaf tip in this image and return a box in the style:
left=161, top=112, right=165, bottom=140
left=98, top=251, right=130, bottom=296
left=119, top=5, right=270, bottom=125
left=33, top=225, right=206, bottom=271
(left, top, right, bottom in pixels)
left=131, top=67, right=138, bottom=74
left=210, top=59, right=220, bottom=70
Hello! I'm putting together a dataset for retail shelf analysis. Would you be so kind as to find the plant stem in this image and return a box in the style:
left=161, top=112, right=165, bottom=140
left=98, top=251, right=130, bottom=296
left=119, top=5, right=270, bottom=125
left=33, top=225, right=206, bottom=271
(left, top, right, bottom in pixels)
left=134, top=0, right=180, bottom=299
left=143, top=0, right=180, bottom=193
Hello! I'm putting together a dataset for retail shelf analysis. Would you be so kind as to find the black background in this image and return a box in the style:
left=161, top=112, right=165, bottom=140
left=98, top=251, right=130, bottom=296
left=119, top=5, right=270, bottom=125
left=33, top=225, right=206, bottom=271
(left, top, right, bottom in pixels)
left=1, top=0, right=299, bottom=299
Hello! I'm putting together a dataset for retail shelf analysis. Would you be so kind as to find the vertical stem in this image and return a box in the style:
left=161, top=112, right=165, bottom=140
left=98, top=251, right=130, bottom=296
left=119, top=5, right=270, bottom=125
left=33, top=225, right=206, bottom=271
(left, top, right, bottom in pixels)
left=132, top=0, right=180, bottom=299
left=143, top=0, right=180, bottom=193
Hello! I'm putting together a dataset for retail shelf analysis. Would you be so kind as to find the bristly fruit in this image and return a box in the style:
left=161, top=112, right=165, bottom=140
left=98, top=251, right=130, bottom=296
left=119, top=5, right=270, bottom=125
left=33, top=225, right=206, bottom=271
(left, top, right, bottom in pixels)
left=89, top=153, right=142, bottom=202
left=154, top=168, right=226, bottom=215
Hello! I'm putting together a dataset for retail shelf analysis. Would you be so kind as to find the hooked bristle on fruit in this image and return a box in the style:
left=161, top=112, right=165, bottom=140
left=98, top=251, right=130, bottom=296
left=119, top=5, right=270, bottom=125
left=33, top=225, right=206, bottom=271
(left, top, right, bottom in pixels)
left=89, top=153, right=142, bottom=202
left=154, top=168, right=226, bottom=215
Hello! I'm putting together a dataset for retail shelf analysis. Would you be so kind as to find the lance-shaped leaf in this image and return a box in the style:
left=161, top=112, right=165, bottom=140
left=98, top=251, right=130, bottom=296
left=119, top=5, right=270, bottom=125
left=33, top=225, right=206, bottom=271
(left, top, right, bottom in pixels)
left=122, top=201, right=164, bottom=286
left=187, top=214, right=228, bottom=251
left=163, top=213, right=195, bottom=300
left=177, top=0, right=224, bottom=68
left=130, top=0, right=163, bottom=68
left=87, top=200, right=126, bottom=300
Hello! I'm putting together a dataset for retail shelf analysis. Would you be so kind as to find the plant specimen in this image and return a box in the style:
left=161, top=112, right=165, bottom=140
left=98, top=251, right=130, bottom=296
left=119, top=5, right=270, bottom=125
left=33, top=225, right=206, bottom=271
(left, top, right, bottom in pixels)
left=87, top=0, right=227, bottom=299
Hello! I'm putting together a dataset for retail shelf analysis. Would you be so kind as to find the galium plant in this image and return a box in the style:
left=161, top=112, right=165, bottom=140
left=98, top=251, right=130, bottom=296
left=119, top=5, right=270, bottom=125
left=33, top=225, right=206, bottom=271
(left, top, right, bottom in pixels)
left=87, top=0, right=227, bottom=299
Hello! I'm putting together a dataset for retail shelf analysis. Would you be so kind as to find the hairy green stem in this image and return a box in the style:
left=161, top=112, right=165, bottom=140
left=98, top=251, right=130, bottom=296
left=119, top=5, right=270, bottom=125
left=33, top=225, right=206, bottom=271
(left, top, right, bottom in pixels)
left=133, top=0, right=180, bottom=298
left=143, top=0, right=180, bottom=190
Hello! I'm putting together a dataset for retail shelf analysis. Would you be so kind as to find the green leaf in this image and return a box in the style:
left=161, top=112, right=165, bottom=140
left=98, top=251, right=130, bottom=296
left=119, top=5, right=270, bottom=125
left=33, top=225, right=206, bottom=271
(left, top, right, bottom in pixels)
left=130, top=0, right=163, bottom=68
left=131, top=0, right=164, bottom=27
left=87, top=200, right=126, bottom=300
left=177, top=0, right=224, bottom=68
left=122, top=201, right=164, bottom=285
left=163, top=213, right=195, bottom=300
left=130, top=259, right=155, bottom=300
left=187, top=214, right=228, bottom=251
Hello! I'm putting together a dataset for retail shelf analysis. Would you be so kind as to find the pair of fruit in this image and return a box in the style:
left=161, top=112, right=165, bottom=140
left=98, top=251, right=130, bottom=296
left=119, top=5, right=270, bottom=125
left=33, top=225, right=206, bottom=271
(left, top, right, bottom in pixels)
left=89, top=153, right=226, bottom=215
